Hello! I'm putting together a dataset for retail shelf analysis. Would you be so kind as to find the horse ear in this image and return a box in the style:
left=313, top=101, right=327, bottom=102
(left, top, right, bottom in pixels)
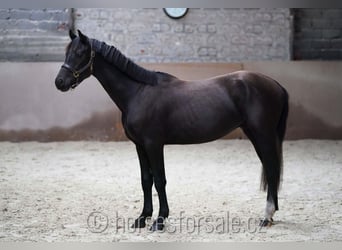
left=78, top=30, right=88, bottom=44
left=69, top=29, right=77, bottom=40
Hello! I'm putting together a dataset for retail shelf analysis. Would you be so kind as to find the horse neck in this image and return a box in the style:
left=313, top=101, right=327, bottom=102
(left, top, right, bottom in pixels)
left=92, top=54, right=140, bottom=113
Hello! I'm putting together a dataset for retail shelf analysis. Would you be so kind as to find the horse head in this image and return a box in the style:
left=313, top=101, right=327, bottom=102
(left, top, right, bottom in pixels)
left=55, top=30, right=95, bottom=92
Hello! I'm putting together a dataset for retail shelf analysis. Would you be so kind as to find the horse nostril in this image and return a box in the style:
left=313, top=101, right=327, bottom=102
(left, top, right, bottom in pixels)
left=56, top=78, right=64, bottom=85
left=55, top=78, right=65, bottom=89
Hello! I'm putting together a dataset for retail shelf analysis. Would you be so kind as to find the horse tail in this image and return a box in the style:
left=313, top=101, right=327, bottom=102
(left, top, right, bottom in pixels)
left=277, top=87, right=289, bottom=143
left=260, top=86, right=288, bottom=194
left=276, top=87, right=288, bottom=192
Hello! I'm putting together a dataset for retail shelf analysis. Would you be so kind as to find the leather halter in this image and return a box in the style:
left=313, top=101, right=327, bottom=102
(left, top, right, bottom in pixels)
left=61, top=48, right=95, bottom=89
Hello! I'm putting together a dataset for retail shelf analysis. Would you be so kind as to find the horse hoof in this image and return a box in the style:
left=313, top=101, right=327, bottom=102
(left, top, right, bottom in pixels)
left=149, top=220, right=165, bottom=231
left=259, top=218, right=273, bottom=227
left=131, top=218, right=146, bottom=229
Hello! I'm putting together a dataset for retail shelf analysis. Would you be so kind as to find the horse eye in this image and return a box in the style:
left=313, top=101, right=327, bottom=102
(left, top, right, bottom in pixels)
left=75, top=49, right=84, bottom=57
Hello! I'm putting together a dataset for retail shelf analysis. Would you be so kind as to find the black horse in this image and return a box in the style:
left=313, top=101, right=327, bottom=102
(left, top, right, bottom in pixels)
left=55, top=30, right=289, bottom=231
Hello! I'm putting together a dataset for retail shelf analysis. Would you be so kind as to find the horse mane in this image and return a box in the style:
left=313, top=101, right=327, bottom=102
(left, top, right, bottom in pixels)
left=90, top=39, right=158, bottom=86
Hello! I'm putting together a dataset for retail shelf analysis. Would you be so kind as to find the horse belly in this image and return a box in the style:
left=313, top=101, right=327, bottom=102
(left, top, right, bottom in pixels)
left=165, top=100, right=241, bottom=144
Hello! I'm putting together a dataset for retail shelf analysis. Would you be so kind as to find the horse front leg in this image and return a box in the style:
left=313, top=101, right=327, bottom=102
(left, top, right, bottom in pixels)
left=132, top=144, right=153, bottom=228
left=144, top=143, right=169, bottom=231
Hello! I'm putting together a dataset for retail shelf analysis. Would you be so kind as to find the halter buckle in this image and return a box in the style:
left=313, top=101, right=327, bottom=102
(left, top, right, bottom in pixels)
left=73, top=71, right=80, bottom=78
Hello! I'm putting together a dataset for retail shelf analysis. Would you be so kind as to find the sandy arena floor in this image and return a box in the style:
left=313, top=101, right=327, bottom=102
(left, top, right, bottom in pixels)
left=0, top=140, right=341, bottom=242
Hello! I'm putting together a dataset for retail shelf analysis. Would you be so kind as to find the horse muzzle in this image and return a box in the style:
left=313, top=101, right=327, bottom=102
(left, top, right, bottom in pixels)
left=55, top=76, right=73, bottom=92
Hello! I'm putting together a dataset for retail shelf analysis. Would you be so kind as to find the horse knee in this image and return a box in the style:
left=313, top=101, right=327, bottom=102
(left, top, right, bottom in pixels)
left=154, top=178, right=166, bottom=191
left=141, top=174, right=153, bottom=191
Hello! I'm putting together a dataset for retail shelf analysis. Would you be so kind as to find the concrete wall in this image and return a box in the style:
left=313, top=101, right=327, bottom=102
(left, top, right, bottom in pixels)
left=0, top=9, right=70, bottom=61
left=0, top=62, right=341, bottom=141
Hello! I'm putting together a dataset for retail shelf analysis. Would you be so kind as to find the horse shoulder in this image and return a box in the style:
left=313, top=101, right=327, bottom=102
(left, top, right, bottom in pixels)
left=122, top=86, right=163, bottom=142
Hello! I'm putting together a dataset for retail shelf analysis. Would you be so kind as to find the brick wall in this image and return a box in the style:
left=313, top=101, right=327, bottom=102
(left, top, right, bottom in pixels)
left=0, top=8, right=70, bottom=61
left=3, top=8, right=341, bottom=62
left=293, top=9, right=342, bottom=60
left=74, top=8, right=292, bottom=62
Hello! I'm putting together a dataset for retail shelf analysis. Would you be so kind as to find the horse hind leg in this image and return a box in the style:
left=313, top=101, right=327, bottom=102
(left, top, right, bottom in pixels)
left=242, top=127, right=283, bottom=227
left=261, top=187, right=278, bottom=227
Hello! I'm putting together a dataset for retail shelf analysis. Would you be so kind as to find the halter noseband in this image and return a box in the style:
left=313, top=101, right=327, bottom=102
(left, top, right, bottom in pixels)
left=61, top=48, right=95, bottom=89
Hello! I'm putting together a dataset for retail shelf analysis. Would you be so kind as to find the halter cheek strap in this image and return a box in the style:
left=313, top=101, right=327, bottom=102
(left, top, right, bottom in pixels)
left=61, top=50, right=95, bottom=88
